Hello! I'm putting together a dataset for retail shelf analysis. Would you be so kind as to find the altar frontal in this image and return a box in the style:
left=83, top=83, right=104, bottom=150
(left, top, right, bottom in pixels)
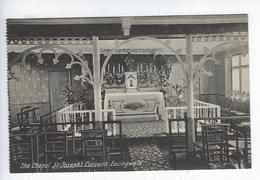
left=104, top=92, right=165, bottom=121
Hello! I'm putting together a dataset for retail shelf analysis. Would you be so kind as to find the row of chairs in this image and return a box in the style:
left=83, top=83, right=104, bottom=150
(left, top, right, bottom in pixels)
left=15, top=106, right=59, bottom=133
left=10, top=121, right=123, bottom=172
left=168, top=117, right=251, bottom=169
left=11, top=106, right=124, bottom=172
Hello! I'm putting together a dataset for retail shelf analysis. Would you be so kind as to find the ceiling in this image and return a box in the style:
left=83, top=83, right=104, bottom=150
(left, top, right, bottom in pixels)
left=7, top=14, right=248, bottom=39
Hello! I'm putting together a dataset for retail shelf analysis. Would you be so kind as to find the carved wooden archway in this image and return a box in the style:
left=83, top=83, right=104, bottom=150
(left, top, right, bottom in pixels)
left=9, top=45, right=94, bottom=85
left=198, top=40, right=248, bottom=77
left=100, top=36, right=187, bottom=84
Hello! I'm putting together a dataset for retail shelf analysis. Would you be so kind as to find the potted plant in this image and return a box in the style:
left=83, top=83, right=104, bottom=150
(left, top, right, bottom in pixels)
left=61, top=80, right=75, bottom=105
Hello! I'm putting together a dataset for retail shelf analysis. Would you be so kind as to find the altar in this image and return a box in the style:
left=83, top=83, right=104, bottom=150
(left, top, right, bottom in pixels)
left=104, top=91, right=165, bottom=121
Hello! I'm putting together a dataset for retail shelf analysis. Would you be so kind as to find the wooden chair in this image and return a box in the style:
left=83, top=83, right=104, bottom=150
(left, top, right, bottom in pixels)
left=21, top=106, right=31, bottom=113
left=10, top=133, right=39, bottom=172
left=14, top=106, right=30, bottom=132
left=194, top=123, right=230, bottom=167
left=40, top=110, right=58, bottom=132
left=102, top=121, right=123, bottom=164
left=17, top=107, right=41, bottom=133
left=168, top=119, right=188, bottom=166
left=16, top=112, right=28, bottom=132
left=38, top=131, right=68, bottom=165
left=80, top=129, right=106, bottom=162
left=28, top=107, right=41, bottom=123
left=69, top=121, right=96, bottom=156
left=234, top=122, right=251, bottom=168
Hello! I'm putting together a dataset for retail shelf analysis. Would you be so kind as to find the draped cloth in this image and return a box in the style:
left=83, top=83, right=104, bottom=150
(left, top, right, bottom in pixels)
left=104, top=92, right=166, bottom=122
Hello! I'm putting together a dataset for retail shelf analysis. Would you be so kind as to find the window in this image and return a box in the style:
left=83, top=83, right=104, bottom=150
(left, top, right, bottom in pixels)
left=231, top=54, right=249, bottom=92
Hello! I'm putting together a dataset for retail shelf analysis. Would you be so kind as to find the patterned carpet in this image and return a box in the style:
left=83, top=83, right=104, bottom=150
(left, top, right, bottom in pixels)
left=128, top=142, right=171, bottom=171
left=122, top=120, right=167, bottom=138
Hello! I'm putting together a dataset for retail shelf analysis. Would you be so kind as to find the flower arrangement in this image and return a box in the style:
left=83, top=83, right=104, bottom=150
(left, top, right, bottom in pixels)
left=225, top=90, right=250, bottom=113
left=61, top=79, right=74, bottom=105
left=62, top=78, right=94, bottom=109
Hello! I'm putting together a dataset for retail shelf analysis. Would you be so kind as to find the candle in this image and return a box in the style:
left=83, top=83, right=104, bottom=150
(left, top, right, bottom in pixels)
left=118, top=64, right=120, bottom=73
left=146, top=65, right=148, bottom=72
left=154, top=65, right=156, bottom=72
left=140, top=64, right=143, bottom=71
left=113, top=65, right=115, bottom=74
left=137, top=65, right=139, bottom=72
left=122, top=66, right=124, bottom=73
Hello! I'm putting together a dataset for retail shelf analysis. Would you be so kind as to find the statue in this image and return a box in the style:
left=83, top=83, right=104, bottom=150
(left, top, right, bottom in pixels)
left=130, top=79, right=133, bottom=87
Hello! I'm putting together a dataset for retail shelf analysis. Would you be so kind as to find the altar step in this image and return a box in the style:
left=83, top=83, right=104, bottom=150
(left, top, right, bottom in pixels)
left=116, top=113, right=158, bottom=121
left=121, top=120, right=167, bottom=138
left=118, top=117, right=158, bottom=123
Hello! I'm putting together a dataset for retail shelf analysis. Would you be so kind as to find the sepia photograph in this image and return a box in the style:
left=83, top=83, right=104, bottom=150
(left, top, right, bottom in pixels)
left=6, top=14, right=251, bottom=173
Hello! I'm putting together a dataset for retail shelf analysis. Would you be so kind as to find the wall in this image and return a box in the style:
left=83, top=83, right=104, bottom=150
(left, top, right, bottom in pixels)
left=8, top=54, right=94, bottom=125
left=9, top=63, right=50, bottom=125
left=199, top=52, right=226, bottom=107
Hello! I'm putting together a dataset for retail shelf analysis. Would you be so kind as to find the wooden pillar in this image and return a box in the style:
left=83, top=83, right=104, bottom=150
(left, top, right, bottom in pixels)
left=93, top=36, right=103, bottom=128
left=186, top=34, right=195, bottom=151
left=225, top=56, right=232, bottom=97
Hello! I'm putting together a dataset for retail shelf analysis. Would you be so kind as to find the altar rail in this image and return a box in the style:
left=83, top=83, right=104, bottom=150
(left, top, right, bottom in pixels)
left=56, top=104, right=116, bottom=135
left=166, top=100, right=221, bottom=133
left=168, top=116, right=250, bottom=139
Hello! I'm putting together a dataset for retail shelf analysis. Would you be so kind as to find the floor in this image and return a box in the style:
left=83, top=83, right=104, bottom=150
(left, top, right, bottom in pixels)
left=11, top=117, right=241, bottom=172
left=128, top=139, right=171, bottom=171
left=125, top=137, right=207, bottom=171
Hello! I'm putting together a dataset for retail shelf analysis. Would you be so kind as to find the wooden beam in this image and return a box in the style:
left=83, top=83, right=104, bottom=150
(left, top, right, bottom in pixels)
left=7, top=17, right=121, bottom=25
left=7, top=14, right=247, bottom=25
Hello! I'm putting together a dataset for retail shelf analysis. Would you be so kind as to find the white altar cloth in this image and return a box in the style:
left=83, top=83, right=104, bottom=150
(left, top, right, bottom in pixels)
left=104, top=92, right=165, bottom=121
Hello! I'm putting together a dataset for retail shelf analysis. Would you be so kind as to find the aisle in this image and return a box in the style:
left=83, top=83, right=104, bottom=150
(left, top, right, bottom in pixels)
left=128, top=141, right=171, bottom=171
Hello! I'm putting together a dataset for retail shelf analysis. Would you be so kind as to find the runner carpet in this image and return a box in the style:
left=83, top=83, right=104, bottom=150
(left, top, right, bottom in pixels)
left=128, top=141, right=170, bottom=171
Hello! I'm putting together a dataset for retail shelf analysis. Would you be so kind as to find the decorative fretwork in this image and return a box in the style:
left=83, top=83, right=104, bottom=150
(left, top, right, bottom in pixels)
left=192, top=32, right=248, bottom=42
left=8, top=37, right=93, bottom=45
left=198, top=41, right=248, bottom=77
left=9, top=45, right=94, bottom=85
left=100, top=36, right=186, bottom=83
